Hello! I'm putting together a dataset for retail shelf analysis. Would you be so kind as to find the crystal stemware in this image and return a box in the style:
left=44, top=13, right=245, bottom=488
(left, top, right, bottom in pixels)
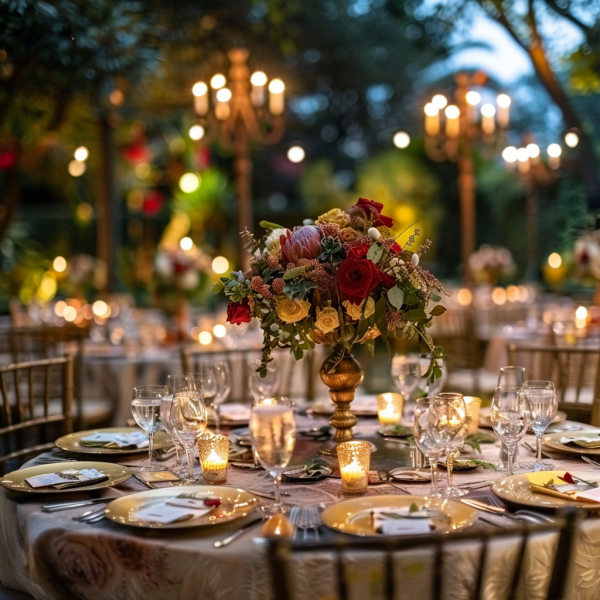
left=212, top=362, right=231, bottom=433
left=413, top=395, right=466, bottom=497
left=420, top=354, right=447, bottom=396
left=249, top=397, right=295, bottom=512
left=131, top=385, right=167, bottom=472
left=162, top=375, right=186, bottom=476
left=522, top=380, right=557, bottom=471
left=249, top=359, right=279, bottom=400
left=170, top=391, right=207, bottom=484
left=391, top=354, right=420, bottom=415
left=437, top=393, right=469, bottom=498
left=491, top=387, right=531, bottom=476
left=496, top=365, right=527, bottom=470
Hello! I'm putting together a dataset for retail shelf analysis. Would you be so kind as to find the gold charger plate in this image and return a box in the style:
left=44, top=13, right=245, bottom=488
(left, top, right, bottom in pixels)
left=479, top=408, right=567, bottom=429
left=1, top=461, right=131, bottom=494
left=542, top=430, right=600, bottom=455
left=105, top=485, right=259, bottom=529
left=492, top=470, right=600, bottom=510
left=56, top=427, right=172, bottom=455
left=321, top=494, right=477, bottom=536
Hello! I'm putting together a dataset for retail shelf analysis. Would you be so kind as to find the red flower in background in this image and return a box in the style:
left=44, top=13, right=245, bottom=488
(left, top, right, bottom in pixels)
left=354, top=198, right=394, bottom=228
left=0, top=151, right=16, bottom=170
left=337, top=257, right=383, bottom=305
left=142, top=190, right=164, bottom=215
left=347, top=242, right=370, bottom=259
left=226, top=298, right=251, bottom=325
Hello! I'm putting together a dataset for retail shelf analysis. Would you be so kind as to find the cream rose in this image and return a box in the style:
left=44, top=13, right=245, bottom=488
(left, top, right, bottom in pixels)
left=275, top=297, right=311, bottom=323
left=343, top=297, right=375, bottom=320
left=315, top=307, right=340, bottom=334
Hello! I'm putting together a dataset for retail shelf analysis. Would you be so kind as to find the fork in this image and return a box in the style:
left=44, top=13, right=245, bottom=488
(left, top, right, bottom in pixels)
left=298, top=506, right=322, bottom=541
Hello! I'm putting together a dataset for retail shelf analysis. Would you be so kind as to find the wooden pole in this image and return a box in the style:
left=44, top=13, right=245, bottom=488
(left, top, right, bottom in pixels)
left=234, top=119, right=252, bottom=271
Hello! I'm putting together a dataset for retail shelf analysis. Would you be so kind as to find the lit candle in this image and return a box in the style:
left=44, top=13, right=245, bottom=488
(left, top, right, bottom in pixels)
left=250, top=71, right=267, bottom=107
left=517, top=147, right=530, bottom=174
left=463, top=397, right=481, bottom=435
left=376, top=393, right=403, bottom=425
left=466, top=90, right=481, bottom=124
left=502, top=146, right=518, bottom=171
left=215, top=88, right=231, bottom=121
left=338, top=441, right=370, bottom=494
left=198, top=434, right=229, bottom=483
left=424, top=103, right=440, bottom=136
left=445, top=105, right=460, bottom=138
left=480, top=103, right=496, bottom=135
left=547, top=144, right=561, bottom=170
left=268, top=79, right=285, bottom=116
left=192, top=81, right=209, bottom=116
left=496, top=94, right=511, bottom=128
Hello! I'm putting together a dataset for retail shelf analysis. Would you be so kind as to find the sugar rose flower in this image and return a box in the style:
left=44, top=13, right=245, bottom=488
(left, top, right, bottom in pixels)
left=343, top=297, right=375, bottom=320
left=276, top=297, right=311, bottom=323
left=315, top=307, right=340, bottom=334
left=337, top=257, right=383, bottom=305
left=316, top=208, right=350, bottom=228
left=339, top=227, right=361, bottom=244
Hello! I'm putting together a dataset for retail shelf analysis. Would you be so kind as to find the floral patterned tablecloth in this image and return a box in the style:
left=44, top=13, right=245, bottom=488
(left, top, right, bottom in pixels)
left=3, top=420, right=600, bottom=600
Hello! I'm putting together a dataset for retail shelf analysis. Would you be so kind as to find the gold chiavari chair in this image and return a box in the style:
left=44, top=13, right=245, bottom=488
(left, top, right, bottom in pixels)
left=267, top=510, right=579, bottom=600
left=507, top=343, right=600, bottom=425
left=0, top=356, right=73, bottom=475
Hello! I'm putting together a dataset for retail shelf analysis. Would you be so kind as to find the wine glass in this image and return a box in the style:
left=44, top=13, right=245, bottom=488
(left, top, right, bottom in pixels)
left=170, top=391, right=207, bottom=484
left=162, top=375, right=186, bottom=476
left=249, top=397, right=296, bottom=512
left=391, top=354, right=420, bottom=411
left=491, top=387, right=531, bottom=476
left=131, top=385, right=167, bottom=472
left=420, top=354, right=447, bottom=396
left=437, top=393, right=470, bottom=498
left=193, top=364, right=218, bottom=427
left=522, top=380, right=557, bottom=471
left=413, top=395, right=466, bottom=497
left=249, top=359, right=279, bottom=400
left=497, top=366, right=527, bottom=470
left=213, top=362, right=232, bottom=433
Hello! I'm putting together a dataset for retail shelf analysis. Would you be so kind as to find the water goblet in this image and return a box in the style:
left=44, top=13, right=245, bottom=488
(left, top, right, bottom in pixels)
left=491, top=387, right=531, bottom=476
left=249, top=397, right=295, bottom=513
left=212, top=362, right=231, bottom=433
left=162, top=375, right=186, bottom=476
left=522, top=380, right=557, bottom=471
left=420, top=354, right=448, bottom=396
left=249, top=359, right=280, bottom=400
left=391, top=354, right=420, bottom=416
left=170, top=391, right=207, bottom=484
left=497, top=366, right=527, bottom=470
left=413, top=395, right=466, bottom=497
left=131, top=385, right=167, bottom=472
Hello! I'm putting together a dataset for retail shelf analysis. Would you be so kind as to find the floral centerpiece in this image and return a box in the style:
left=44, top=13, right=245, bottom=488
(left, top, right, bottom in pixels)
left=573, top=231, right=600, bottom=281
left=468, top=244, right=516, bottom=286
left=214, top=199, right=446, bottom=451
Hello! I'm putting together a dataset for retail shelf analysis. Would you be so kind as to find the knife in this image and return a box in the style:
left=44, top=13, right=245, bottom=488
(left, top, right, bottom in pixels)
left=214, top=516, right=264, bottom=548
left=41, top=498, right=114, bottom=512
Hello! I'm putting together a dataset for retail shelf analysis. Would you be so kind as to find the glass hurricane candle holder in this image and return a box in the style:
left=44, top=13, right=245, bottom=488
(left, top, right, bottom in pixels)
left=376, top=393, right=404, bottom=425
left=198, top=434, right=229, bottom=484
left=338, top=440, right=371, bottom=494
left=463, top=396, right=482, bottom=435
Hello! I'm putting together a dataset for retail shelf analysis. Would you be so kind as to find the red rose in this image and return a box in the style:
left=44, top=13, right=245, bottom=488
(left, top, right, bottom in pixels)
left=337, top=257, right=383, bottom=305
left=226, top=298, right=251, bottom=325
left=390, top=241, right=402, bottom=253
left=379, top=269, right=397, bottom=289
left=347, top=242, right=370, bottom=259
left=354, top=198, right=394, bottom=228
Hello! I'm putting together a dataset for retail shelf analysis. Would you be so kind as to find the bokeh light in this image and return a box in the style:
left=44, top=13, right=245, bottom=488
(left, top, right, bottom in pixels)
left=250, top=71, right=267, bottom=86
left=393, top=131, right=410, bottom=149
left=53, top=256, right=67, bottom=273
left=74, top=146, right=89, bottom=161
left=179, top=172, right=200, bottom=193
left=189, top=125, right=205, bottom=140
left=287, top=145, right=305, bottom=163
left=210, top=74, right=226, bottom=89
left=432, top=94, right=447, bottom=109
left=180, top=237, right=193, bottom=251
left=213, top=324, right=227, bottom=338
left=199, top=331, right=213, bottom=345
left=68, top=160, right=86, bottom=177
left=565, top=132, right=579, bottom=148
left=466, top=91, right=481, bottom=105
left=548, top=253, right=562, bottom=268
left=212, top=256, right=229, bottom=274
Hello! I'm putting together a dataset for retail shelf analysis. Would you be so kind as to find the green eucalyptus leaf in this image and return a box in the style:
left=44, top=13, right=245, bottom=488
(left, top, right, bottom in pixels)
left=430, top=293, right=442, bottom=302
left=367, top=243, right=384, bottom=263
left=404, top=308, right=427, bottom=322
left=283, top=268, right=304, bottom=280
left=211, top=282, right=224, bottom=294
left=259, top=221, right=284, bottom=230
left=387, top=286, right=404, bottom=309
left=429, top=305, right=447, bottom=317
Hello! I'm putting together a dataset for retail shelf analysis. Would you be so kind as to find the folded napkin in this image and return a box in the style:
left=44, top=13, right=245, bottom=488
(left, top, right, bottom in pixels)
left=528, top=472, right=600, bottom=503
left=80, top=432, right=149, bottom=449
left=26, top=468, right=108, bottom=489
left=370, top=507, right=434, bottom=535
left=559, top=434, right=600, bottom=449
left=389, top=468, right=431, bottom=482
left=132, top=495, right=219, bottom=524
left=220, top=404, right=251, bottom=423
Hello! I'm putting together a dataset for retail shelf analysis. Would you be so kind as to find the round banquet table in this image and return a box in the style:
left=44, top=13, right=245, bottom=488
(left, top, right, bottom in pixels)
left=3, top=416, right=600, bottom=600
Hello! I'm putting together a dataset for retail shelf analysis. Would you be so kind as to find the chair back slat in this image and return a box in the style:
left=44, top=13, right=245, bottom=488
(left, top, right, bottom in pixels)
left=269, top=511, right=579, bottom=600
left=0, top=356, right=74, bottom=474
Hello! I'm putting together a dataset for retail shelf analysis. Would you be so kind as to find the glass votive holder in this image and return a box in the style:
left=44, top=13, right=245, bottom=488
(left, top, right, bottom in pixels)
left=376, top=392, right=404, bottom=425
left=337, top=440, right=371, bottom=494
left=198, top=434, right=229, bottom=484
left=464, top=396, right=482, bottom=435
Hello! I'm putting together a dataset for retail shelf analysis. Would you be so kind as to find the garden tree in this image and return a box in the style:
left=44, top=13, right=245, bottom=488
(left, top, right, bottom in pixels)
left=0, top=0, right=160, bottom=264
left=415, top=0, right=600, bottom=210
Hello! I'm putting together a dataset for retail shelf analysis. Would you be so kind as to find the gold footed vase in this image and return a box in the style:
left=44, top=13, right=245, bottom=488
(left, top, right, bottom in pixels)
left=318, top=347, right=364, bottom=456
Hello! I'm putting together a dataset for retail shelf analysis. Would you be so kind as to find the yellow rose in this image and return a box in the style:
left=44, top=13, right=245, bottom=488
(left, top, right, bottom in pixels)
left=339, top=227, right=361, bottom=244
left=343, top=297, right=375, bottom=320
left=276, top=297, right=311, bottom=323
left=315, top=307, right=340, bottom=334
left=316, top=208, right=350, bottom=228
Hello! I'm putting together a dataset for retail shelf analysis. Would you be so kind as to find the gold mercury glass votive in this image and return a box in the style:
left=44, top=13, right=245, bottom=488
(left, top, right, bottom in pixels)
left=198, top=434, right=229, bottom=484
left=337, top=440, right=371, bottom=494
left=376, top=393, right=404, bottom=425
left=463, top=396, right=482, bottom=435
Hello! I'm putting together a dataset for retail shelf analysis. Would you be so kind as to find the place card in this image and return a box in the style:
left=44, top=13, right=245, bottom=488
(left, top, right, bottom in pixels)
left=133, top=499, right=216, bottom=524
left=80, top=432, right=149, bottom=449
left=26, top=469, right=107, bottom=489
left=371, top=508, right=433, bottom=535
left=576, top=487, right=600, bottom=503
left=136, top=471, right=181, bottom=483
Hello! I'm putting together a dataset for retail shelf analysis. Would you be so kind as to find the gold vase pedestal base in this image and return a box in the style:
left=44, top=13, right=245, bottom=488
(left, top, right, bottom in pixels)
left=317, top=348, right=364, bottom=456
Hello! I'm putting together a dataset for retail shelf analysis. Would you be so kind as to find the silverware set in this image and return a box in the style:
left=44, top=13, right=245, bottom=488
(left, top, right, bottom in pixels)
left=213, top=515, right=265, bottom=548
left=461, top=497, right=554, bottom=525
left=289, top=505, right=322, bottom=541
left=41, top=498, right=114, bottom=513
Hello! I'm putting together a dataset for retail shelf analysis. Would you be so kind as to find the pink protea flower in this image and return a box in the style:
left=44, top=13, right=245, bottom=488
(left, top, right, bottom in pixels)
left=280, top=226, right=322, bottom=264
